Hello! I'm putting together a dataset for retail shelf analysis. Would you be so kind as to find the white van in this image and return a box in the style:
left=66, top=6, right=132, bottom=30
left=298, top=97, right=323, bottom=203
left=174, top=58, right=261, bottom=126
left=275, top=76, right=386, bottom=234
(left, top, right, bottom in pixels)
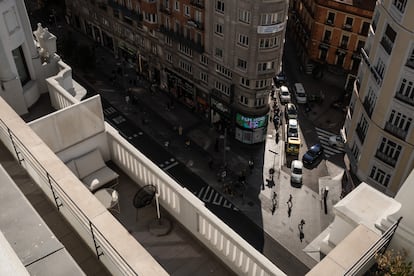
left=294, top=83, right=307, bottom=104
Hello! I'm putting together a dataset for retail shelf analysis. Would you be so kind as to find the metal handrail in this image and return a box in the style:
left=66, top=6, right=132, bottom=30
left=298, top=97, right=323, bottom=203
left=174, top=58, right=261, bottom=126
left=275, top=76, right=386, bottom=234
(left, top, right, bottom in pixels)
left=0, top=118, right=137, bottom=275
left=343, top=217, right=403, bottom=276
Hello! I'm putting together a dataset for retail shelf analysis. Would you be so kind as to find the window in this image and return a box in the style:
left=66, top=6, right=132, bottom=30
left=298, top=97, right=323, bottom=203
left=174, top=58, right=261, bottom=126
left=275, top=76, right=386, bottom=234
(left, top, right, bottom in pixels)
left=215, top=81, right=230, bottom=96
left=327, top=12, right=335, bottom=25
left=238, top=34, right=249, bottom=47
left=215, top=23, right=223, bottom=35
left=369, top=166, right=391, bottom=187
left=165, top=36, right=172, bottom=46
left=380, top=24, right=396, bottom=55
left=257, top=61, right=275, bottom=72
left=351, top=143, right=360, bottom=161
left=361, top=22, right=370, bottom=36
left=175, top=0, right=180, bottom=11
left=236, top=58, right=247, bottom=70
left=344, top=17, right=353, bottom=30
left=259, top=36, right=280, bottom=49
left=340, top=35, right=349, bottom=49
left=179, top=60, right=192, bottom=73
left=215, top=0, right=224, bottom=13
left=323, top=30, right=331, bottom=42
left=407, top=48, right=414, bottom=69
left=200, top=72, right=208, bottom=83
left=255, top=79, right=271, bottom=89
left=178, top=43, right=193, bottom=57
left=376, top=137, right=402, bottom=167
left=167, top=53, right=173, bottom=63
left=392, top=0, right=407, bottom=13
left=240, top=77, right=250, bottom=88
left=215, top=48, right=223, bottom=59
left=356, top=116, right=369, bottom=143
left=240, top=95, right=249, bottom=105
left=144, top=12, right=157, bottom=23
left=239, top=9, right=250, bottom=24
left=216, top=64, right=232, bottom=79
left=12, top=46, right=30, bottom=86
left=385, top=112, right=409, bottom=141
left=260, top=12, right=282, bottom=25
left=363, top=87, right=377, bottom=116
left=255, top=97, right=266, bottom=107
left=195, top=10, right=202, bottom=22
left=184, top=5, right=190, bottom=16
left=397, top=78, right=414, bottom=102
left=200, top=55, right=208, bottom=66
left=375, top=58, right=386, bottom=79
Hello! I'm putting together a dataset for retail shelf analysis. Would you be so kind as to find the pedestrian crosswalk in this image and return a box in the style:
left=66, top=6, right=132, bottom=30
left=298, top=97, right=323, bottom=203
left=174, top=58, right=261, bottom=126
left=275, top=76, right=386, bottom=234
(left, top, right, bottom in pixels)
left=197, top=186, right=238, bottom=211
left=315, top=127, right=345, bottom=159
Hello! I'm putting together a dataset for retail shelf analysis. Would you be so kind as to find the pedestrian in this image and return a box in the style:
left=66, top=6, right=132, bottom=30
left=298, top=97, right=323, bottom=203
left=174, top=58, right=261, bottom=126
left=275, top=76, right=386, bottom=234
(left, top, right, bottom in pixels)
left=178, top=125, right=183, bottom=136
left=298, top=219, right=305, bottom=242
left=185, top=139, right=191, bottom=148
left=248, top=158, right=254, bottom=171
left=287, top=194, right=293, bottom=206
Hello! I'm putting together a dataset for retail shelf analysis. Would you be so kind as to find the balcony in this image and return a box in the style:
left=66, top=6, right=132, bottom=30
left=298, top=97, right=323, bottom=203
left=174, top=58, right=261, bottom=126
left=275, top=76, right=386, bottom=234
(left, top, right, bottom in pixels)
left=375, top=150, right=397, bottom=167
left=395, top=91, right=414, bottom=106
left=362, top=99, right=374, bottom=117
left=0, top=90, right=283, bottom=275
left=159, top=26, right=204, bottom=53
left=406, top=57, right=414, bottom=70
left=187, top=19, right=204, bottom=30
left=355, top=124, right=366, bottom=144
left=380, top=36, right=393, bottom=55
left=384, top=121, right=408, bottom=140
left=159, top=5, right=171, bottom=15
left=190, top=0, right=204, bottom=9
left=108, top=0, right=142, bottom=23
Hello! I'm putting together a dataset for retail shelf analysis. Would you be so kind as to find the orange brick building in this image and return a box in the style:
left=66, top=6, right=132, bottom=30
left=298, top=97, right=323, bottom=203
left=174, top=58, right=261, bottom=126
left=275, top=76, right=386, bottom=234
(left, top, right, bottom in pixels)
left=288, top=0, right=375, bottom=87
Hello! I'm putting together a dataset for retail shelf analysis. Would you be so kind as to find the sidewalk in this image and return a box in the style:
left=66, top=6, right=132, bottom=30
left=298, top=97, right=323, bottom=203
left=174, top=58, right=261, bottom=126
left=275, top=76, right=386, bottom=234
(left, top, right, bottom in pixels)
left=56, top=25, right=341, bottom=269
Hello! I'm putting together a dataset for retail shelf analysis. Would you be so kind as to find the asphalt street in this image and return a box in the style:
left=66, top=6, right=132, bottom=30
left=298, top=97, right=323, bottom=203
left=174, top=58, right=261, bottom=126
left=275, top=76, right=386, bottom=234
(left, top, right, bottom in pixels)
left=74, top=75, right=308, bottom=275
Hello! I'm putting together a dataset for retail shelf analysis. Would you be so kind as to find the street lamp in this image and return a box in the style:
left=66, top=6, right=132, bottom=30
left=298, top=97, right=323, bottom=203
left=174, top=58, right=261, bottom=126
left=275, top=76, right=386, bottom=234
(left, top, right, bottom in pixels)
left=268, top=149, right=278, bottom=177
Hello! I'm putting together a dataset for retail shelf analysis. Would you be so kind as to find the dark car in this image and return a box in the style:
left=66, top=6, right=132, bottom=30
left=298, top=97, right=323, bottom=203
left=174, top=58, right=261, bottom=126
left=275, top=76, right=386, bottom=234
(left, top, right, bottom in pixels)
left=302, top=144, right=324, bottom=166
left=274, top=72, right=287, bottom=87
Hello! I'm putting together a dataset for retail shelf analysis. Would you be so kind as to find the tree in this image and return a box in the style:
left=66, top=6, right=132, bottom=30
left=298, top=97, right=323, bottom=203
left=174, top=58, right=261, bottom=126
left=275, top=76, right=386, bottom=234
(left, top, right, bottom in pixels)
left=370, top=249, right=414, bottom=276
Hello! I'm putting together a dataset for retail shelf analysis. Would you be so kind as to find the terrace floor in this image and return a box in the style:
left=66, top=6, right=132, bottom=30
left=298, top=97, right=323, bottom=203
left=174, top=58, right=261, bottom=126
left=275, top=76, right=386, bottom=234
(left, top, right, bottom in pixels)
left=3, top=93, right=234, bottom=275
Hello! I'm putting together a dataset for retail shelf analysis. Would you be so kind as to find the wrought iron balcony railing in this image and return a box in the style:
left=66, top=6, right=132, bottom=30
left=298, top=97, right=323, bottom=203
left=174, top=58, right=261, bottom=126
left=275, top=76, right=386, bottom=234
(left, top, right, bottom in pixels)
left=375, top=150, right=397, bottom=167
left=384, top=121, right=408, bottom=141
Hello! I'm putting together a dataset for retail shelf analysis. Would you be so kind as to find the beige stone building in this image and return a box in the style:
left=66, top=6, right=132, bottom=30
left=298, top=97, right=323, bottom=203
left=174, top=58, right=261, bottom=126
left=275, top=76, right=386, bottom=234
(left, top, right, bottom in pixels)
left=65, top=0, right=289, bottom=144
left=343, top=0, right=414, bottom=196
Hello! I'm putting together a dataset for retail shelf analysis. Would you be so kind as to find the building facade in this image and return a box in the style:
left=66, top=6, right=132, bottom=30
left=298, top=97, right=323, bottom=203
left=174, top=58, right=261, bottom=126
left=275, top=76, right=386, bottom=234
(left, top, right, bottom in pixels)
left=65, top=0, right=288, bottom=144
left=0, top=0, right=55, bottom=115
left=343, top=0, right=414, bottom=196
left=288, top=0, right=375, bottom=89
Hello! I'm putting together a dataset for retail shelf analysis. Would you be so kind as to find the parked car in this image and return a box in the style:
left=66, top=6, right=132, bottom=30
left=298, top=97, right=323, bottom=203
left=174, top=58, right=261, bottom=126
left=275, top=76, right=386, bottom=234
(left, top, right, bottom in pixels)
left=302, top=144, right=324, bottom=166
left=291, top=160, right=303, bottom=186
left=279, top=85, right=291, bottom=104
left=328, top=135, right=345, bottom=147
left=294, top=83, right=307, bottom=104
left=287, top=119, right=299, bottom=138
left=285, top=103, right=298, bottom=120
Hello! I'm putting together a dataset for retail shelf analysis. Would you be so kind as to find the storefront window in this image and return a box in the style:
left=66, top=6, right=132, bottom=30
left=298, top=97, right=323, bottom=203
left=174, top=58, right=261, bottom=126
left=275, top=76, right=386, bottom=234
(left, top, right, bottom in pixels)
left=12, top=46, right=30, bottom=86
